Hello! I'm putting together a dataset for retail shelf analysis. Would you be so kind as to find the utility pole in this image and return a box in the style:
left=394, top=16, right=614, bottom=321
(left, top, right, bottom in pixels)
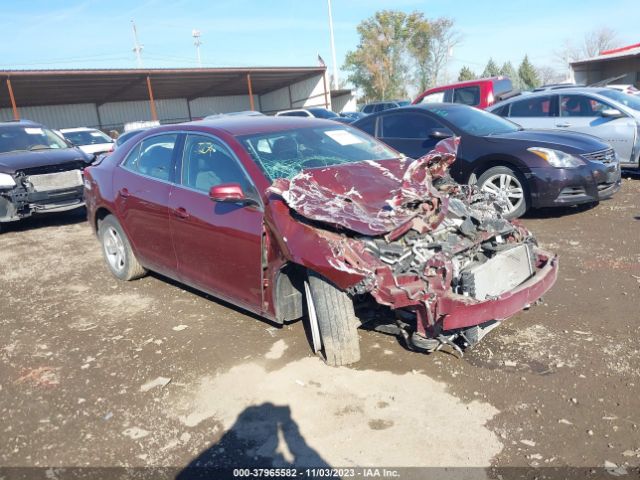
left=192, top=29, right=202, bottom=68
left=327, top=0, right=338, bottom=89
left=131, top=20, right=143, bottom=68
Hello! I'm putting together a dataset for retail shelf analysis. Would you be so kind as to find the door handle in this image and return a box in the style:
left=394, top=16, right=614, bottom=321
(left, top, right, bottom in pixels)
left=172, top=207, right=190, bottom=219
left=119, top=188, right=130, bottom=198
left=556, top=122, right=571, bottom=128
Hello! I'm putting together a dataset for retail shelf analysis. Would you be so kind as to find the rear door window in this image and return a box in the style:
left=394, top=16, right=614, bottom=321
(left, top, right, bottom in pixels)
left=354, top=116, right=377, bottom=136
left=509, top=96, right=556, bottom=117
left=452, top=86, right=481, bottom=106
left=124, top=134, right=178, bottom=181
left=380, top=112, right=443, bottom=138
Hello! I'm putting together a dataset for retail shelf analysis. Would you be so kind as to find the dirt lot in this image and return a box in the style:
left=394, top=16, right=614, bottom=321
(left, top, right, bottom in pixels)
left=1, top=178, right=639, bottom=479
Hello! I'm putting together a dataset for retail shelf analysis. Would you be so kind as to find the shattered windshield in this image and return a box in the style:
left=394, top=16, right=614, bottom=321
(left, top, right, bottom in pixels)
left=238, top=125, right=398, bottom=180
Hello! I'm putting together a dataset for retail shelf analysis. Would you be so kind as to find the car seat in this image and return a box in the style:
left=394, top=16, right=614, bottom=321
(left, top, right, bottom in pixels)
left=139, top=145, right=172, bottom=180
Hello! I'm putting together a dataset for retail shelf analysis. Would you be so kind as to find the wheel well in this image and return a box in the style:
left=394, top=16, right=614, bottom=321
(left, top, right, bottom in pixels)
left=471, top=158, right=525, bottom=181
left=94, top=207, right=112, bottom=232
left=273, top=263, right=306, bottom=323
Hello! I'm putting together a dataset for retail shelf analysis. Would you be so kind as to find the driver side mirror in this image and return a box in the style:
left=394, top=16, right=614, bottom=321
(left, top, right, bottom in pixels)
left=209, top=183, right=257, bottom=206
left=601, top=108, right=623, bottom=118
left=428, top=128, right=454, bottom=140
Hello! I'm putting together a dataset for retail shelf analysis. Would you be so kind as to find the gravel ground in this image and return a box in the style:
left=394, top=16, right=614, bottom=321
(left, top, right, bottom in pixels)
left=0, top=177, right=639, bottom=479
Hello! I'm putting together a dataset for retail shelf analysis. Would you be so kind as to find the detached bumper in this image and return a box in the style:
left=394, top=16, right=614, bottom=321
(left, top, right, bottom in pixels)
left=438, top=249, right=558, bottom=331
left=526, top=162, right=621, bottom=208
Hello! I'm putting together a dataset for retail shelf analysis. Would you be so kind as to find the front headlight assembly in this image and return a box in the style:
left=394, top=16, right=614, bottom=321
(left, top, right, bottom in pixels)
left=527, top=147, right=585, bottom=168
left=0, top=173, right=16, bottom=189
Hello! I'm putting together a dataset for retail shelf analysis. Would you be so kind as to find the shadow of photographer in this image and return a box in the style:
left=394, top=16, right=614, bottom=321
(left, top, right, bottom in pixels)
left=177, top=402, right=332, bottom=479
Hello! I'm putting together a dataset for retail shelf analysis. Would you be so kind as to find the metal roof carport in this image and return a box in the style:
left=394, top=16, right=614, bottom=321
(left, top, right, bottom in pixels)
left=0, top=67, right=329, bottom=130
left=571, top=43, right=640, bottom=86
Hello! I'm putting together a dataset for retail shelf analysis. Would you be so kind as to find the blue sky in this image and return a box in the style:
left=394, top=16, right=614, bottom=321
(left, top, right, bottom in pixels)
left=0, top=0, right=636, bottom=82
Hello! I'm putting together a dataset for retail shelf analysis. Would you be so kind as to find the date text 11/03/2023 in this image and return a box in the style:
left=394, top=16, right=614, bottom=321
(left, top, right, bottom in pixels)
left=232, top=468, right=401, bottom=478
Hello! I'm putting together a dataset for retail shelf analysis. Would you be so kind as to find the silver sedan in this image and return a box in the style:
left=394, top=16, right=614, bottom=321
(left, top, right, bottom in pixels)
left=488, top=87, right=640, bottom=168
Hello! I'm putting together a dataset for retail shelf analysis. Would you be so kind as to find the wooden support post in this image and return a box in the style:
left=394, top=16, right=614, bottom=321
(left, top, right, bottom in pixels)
left=6, top=77, right=19, bottom=120
left=146, top=75, right=158, bottom=121
left=247, top=73, right=255, bottom=111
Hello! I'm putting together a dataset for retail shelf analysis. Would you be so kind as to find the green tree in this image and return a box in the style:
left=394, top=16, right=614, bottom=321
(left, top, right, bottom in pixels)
left=518, top=55, right=540, bottom=90
left=406, top=12, right=432, bottom=93
left=482, top=58, right=500, bottom=78
left=499, top=61, right=521, bottom=89
left=343, top=10, right=410, bottom=101
left=458, top=66, right=476, bottom=81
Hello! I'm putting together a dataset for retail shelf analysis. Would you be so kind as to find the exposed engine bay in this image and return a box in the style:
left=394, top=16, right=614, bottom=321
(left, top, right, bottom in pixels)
left=268, top=138, right=558, bottom=356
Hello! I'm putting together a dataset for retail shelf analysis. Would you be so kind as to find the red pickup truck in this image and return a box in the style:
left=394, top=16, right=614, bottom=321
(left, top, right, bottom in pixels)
left=413, top=77, right=515, bottom=109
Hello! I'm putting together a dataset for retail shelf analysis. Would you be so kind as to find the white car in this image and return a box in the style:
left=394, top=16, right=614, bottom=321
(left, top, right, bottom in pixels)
left=59, top=127, right=114, bottom=155
left=607, top=84, right=640, bottom=96
left=275, top=108, right=340, bottom=120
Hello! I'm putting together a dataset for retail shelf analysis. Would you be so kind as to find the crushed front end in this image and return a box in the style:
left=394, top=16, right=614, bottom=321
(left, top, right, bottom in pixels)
left=0, top=161, right=86, bottom=224
left=268, top=139, right=558, bottom=355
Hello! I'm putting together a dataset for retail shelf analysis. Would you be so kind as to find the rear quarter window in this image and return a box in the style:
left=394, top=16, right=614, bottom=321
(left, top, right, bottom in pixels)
left=492, top=104, right=510, bottom=117
left=493, top=79, right=513, bottom=98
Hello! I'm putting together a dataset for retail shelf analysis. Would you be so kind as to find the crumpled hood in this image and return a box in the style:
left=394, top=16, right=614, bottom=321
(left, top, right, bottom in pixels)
left=0, top=148, right=91, bottom=174
left=269, top=138, right=459, bottom=236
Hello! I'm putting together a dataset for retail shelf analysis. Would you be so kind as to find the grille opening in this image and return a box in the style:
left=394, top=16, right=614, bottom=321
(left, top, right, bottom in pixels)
left=558, top=186, right=586, bottom=198
left=582, top=148, right=616, bottom=163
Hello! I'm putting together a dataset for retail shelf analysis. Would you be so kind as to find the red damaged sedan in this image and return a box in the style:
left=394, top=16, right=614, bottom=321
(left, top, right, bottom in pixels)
left=84, top=117, right=558, bottom=366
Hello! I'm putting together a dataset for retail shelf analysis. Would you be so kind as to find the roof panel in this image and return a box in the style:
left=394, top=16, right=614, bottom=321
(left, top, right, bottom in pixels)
left=0, top=67, right=325, bottom=108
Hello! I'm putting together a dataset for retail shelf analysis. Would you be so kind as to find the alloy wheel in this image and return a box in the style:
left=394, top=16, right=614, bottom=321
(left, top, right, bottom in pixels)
left=480, top=173, right=524, bottom=215
left=103, top=226, right=126, bottom=273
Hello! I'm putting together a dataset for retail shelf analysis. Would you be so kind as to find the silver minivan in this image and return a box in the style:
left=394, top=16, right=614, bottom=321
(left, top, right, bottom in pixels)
left=489, top=87, right=640, bottom=168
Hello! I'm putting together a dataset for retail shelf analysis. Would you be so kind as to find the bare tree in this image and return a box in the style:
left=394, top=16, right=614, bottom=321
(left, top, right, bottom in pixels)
left=536, top=65, right=562, bottom=85
left=428, top=17, right=460, bottom=87
left=583, top=27, right=619, bottom=57
left=555, top=27, right=621, bottom=76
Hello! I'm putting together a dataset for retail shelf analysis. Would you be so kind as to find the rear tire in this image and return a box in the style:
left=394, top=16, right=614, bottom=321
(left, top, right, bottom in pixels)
left=98, top=215, right=147, bottom=281
left=307, top=271, right=360, bottom=366
left=477, top=166, right=529, bottom=219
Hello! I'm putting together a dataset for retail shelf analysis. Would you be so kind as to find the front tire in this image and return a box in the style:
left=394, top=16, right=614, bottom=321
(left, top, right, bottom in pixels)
left=477, top=166, right=529, bottom=219
left=307, top=271, right=360, bottom=366
left=99, top=215, right=147, bottom=281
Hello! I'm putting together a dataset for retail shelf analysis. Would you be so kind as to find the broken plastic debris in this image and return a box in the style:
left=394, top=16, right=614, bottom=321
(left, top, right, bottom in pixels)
left=140, top=376, right=172, bottom=392
left=558, top=418, right=573, bottom=425
left=520, top=440, right=536, bottom=447
left=172, top=325, right=189, bottom=331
